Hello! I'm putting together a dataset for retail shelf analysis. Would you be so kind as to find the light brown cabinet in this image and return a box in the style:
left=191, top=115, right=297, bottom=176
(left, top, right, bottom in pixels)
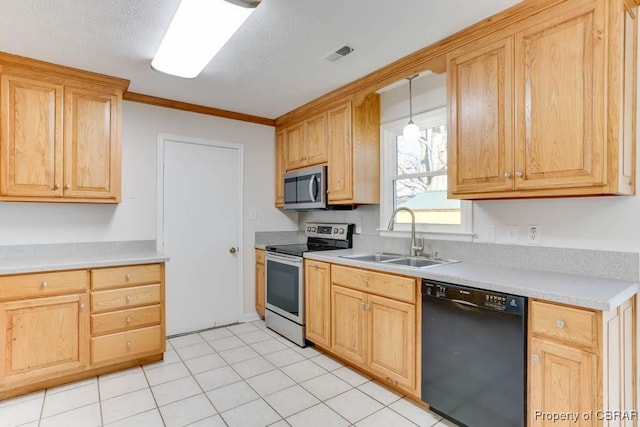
left=255, top=249, right=265, bottom=318
left=285, top=112, right=327, bottom=171
left=327, top=95, right=380, bottom=205
left=528, top=298, right=636, bottom=426
left=276, top=94, right=380, bottom=206
left=305, top=260, right=331, bottom=347
left=0, top=262, right=165, bottom=400
left=448, top=0, right=636, bottom=199
left=274, top=130, right=286, bottom=207
left=0, top=270, right=90, bottom=396
left=0, top=52, right=128, bottom=203
left=90, top=264, right=165, bottom=366
left=330, top=264, right=418, bottom=395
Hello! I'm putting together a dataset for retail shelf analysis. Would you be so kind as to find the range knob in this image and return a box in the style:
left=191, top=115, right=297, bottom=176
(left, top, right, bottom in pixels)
left=307, top=226, right=311, bottom=232
left=333, top=228, right=339, bottom=234
left=339, top=228, right=345, bottom=234
left=311, top=227, right=316, bottom=232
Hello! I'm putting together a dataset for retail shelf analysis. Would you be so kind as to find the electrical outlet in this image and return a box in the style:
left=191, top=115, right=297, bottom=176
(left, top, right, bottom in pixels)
left=528, top=225, right=541, bottom=244
left=505, top=226, right=519, bottom=244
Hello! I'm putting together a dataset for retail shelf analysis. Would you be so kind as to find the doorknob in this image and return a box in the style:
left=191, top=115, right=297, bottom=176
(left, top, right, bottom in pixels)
left=229, top=247, right=237, bottom=254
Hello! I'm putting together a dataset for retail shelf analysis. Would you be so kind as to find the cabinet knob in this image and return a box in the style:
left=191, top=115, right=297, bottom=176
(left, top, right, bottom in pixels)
left=365, top=303, right=371, bottom=310
left=359, top=302, right=365, bottom=308
left=126, top=316, right=132, bottom=323
left=64, top=184, right=70, bottom=190
left=41, top=281, right=48, bottom=288
left=126, top=341, right=132, bottom=349
left=504, top=172, right=511, bottom=179
left=532, top=354, right=540, bottom=363
left=515, top=171, right=523, bottom=178
left=363, top=279, right=369, bottom=286
left=125, top=273, right=132, bottom=280
left=80, top=303, right=85, bottom=309
left=54, top=184, right=60, bottom=190
left=555, top=320, right=565, bottom=329
left=126, top=295, right=132, bottom=302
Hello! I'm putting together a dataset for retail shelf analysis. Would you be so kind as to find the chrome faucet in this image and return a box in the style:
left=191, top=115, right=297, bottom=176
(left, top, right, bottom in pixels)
left=387, top=207, right=424, bottom=256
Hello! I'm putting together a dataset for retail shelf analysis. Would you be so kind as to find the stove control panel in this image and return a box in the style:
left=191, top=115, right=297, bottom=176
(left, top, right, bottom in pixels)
left=306, top=222, right=354, bottom=240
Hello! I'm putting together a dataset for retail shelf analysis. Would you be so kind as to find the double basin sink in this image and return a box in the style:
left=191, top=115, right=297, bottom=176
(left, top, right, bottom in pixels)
left=339, top=253, right=458, bottom=269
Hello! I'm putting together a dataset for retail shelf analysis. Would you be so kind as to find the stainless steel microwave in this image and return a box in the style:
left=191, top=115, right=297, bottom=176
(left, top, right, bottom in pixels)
left=283, top=165, right=327, bottom=210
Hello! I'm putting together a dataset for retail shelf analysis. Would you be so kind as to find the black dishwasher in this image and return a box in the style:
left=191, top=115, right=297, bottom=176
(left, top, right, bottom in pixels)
left=421, top=279, right=526, bottom=427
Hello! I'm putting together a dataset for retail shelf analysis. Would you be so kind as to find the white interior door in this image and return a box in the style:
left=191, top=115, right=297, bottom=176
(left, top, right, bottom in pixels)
left=161, top=137, right=242, bottom=336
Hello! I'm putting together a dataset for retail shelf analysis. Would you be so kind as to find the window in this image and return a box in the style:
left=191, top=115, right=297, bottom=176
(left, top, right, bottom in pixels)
left=381, top=108, right=472, bottom=237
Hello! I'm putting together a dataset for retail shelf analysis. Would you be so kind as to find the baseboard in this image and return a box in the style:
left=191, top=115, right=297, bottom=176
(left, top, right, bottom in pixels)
left=242, top=312, right=261, bottom=323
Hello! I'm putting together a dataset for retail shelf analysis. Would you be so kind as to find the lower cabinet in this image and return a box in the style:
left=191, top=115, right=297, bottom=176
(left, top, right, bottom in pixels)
left=255, top=249, right=265, bottom=318
left=0, top=293, right=89, bottom=388
left=307, top=263, right=419, bottom=397
left=528, top=298, right=636, bottom=426
left=305, top=260, right=331, bottom=347
left=0, top=262, right=166, bottom=399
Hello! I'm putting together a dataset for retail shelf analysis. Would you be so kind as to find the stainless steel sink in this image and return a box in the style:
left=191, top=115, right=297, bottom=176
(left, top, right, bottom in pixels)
left=340, top=253, right=404, bottom=262
left=339, top=253, right=458, bottom=269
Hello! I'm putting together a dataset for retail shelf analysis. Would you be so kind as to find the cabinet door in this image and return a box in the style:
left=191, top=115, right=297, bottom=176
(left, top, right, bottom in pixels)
left=0, top=73, right=63, bottom=197
left=529, top=337, right=597, bottom=427
left=305, top=261, right=331, bottom=347
left=447, top=36, right=514, bottom=195
left=285, top=122, right=305, bottom=170
left=327, top=101, right=353, bottom=202
left=367, top=294, right=416, bottom=392
left=274, top=129, right=286, bottom=207
left=331, top=285, right=366, bottom=365
left=304, top=112, right=327, bottom=166
left=0, top=293, right=89, bottom=386
left=64, top=86, right=120, bottom=200
left=255, top=260, right=265, bottom=318
left=514, top=1, right=606, bottom=190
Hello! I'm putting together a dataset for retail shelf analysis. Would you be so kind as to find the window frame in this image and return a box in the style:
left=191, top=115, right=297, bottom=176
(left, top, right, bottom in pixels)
left=379, top=108, right=473, bottom=240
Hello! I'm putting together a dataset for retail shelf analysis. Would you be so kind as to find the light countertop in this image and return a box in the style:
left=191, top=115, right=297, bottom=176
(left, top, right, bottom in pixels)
left=304, top=249, right=639, bottom=311
left=0, top=241, right=168, bottom=275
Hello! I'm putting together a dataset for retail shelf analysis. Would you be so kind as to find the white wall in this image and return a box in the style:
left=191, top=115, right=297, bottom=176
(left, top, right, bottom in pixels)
left=0, top=101, right=298, bottom=318
left=305, top=71, right=640, bottom=253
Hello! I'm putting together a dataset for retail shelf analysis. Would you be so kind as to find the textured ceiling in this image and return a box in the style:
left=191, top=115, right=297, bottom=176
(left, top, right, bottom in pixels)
left=0, top=0, right=520, bottom=119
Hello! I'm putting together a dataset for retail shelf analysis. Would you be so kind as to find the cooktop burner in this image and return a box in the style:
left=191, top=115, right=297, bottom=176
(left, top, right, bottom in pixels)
left=265, top=222, right=354, bottom=257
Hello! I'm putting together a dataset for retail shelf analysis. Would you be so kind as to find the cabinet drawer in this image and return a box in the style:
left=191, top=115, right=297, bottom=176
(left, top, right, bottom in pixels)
left=91, top=264, right=162, bottom=290
left=91, top=305, right=161, bottom=336
left=0, top=270, right=88, bottom=301
left=256, top=249, right=265, bottom=264
left=91, top=325, right=164, bottom=364
left=91, top=284, right=161, bottom=313
left=530, top=300, right=597, bottom=347
left=331, top=265, right=415, bottom=303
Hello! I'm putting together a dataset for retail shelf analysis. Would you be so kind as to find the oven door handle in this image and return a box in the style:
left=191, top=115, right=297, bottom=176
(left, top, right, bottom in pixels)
left=266, top=252, right=303, bottom=265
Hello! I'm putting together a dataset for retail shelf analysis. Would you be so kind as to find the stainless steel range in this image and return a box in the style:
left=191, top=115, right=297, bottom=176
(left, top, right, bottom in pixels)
left=264, top=222, right=354, bottom=346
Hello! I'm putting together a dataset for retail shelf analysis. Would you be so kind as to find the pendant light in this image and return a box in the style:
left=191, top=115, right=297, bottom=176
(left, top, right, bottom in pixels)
left=403, top=74, right=420, bottom=143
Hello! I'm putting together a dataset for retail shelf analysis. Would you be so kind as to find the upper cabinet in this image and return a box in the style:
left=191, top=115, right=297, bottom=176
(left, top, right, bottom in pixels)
left=0, top=53, right=129, bottom=203
left=275, top=93, right=380, bottom=207
left=448, top=0, right=637, bottom=199
left=285, top=112, right=328, bottom=170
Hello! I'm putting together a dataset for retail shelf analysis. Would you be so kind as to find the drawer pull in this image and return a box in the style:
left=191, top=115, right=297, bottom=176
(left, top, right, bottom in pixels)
left=126, top=295, right=132, bottom=302
left=532, top=354, right=540, bottom=363
left=126, top=316, right=132, bottom=323
left=363, top=279, right=369, bottom=286
left=555, top=320, right=565, bottom=329
left=41, top=281, right=48, bottom=288
left=126, top=273, right=132, bottom=281
left=126, top=341, right=132, bottom=349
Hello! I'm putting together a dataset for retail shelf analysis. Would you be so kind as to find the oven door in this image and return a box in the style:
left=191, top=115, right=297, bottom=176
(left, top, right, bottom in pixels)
left=265, top=252, right=304, bottom=324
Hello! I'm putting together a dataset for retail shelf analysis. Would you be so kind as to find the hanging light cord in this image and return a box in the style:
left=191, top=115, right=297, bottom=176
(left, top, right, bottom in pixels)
left=408, top=76, right=414, bottom=123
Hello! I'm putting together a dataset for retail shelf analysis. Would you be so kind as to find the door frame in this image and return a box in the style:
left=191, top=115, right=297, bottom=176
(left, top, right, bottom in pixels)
left=156, top=133, right=245, bottom=326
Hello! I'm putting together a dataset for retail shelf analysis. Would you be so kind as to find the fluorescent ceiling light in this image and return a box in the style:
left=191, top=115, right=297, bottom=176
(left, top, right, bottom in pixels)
left=152, top=0, right=260, bottom=78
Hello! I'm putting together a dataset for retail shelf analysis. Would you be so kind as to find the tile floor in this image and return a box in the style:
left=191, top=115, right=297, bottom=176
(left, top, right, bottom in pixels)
left=0, top=320, right=458, bottom=427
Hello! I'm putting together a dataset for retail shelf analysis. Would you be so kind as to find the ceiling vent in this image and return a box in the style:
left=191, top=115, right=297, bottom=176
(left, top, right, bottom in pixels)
left=322, top=45, right=355, bottom=62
